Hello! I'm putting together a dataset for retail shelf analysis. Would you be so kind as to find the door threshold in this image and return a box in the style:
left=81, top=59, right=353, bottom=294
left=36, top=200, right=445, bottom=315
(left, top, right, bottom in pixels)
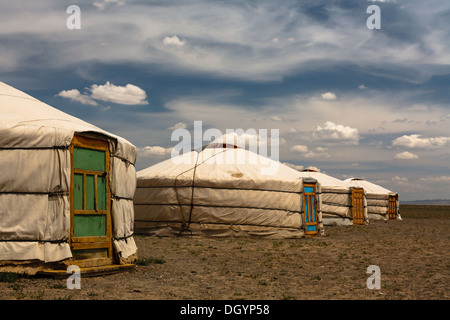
left=37, top=263, right=135, bottom=278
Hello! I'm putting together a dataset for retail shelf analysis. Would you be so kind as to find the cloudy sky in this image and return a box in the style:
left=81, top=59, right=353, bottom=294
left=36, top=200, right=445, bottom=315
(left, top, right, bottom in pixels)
left=1, top=0, right=449, bottom=201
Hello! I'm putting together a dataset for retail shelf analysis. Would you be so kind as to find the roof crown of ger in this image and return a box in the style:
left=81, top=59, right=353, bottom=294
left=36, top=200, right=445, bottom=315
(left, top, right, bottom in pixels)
left=206, top=143, right=238, bottom=149
left=302, top=166, right=320, bottom=173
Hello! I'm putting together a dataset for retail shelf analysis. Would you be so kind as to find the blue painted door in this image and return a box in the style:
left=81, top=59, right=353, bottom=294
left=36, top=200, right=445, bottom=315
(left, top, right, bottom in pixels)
left=303, top=184, right=318, bottom=236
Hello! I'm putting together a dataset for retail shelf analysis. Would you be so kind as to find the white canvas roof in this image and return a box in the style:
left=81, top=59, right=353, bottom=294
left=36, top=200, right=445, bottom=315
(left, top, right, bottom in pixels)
left=299, top=170, right=349, bottom=190
left=134, top=146, right=324, bottom=238
left=344, top=178, right=394, bottom=196
left=0, top=81, right=136, bottom=163
left=0, top=81, right=137, bottom=268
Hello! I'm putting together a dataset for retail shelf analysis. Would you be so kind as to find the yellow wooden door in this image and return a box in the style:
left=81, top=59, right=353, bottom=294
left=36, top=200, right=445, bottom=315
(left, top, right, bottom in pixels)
left=388, top=195, right=397, bottom=219
left=352, top=188, right=365, bottom=225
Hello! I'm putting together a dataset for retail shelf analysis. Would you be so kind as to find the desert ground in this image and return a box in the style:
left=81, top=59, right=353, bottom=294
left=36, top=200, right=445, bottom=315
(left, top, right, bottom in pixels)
left=0, top=205, right=448, bottom=301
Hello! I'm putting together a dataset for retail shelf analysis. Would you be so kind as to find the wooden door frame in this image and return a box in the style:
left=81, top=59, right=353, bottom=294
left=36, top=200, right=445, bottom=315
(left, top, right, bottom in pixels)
left=69, top=134, right=113, bottom=267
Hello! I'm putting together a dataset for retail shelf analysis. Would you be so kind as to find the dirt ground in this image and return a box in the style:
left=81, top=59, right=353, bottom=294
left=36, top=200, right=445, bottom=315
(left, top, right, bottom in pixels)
left=0, top=205, right=448, bottom=301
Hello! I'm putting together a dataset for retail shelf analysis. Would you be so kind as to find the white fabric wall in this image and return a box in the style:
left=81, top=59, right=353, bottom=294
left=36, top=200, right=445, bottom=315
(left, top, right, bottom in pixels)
left=0, top=142, right=137, bottom=262
left=109, top=155, right=137, bottom=259
left=0, top=148, right=72, bottom=262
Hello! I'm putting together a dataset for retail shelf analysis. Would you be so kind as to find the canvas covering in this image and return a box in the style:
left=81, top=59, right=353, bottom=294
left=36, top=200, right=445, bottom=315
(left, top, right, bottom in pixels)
left=0, top=81, right=137, bottom=264
left=343, top=178, right=400, bottom=220
left=134, top=147, right=324, bottom=238
left=298, top=171, right=368, bottom=225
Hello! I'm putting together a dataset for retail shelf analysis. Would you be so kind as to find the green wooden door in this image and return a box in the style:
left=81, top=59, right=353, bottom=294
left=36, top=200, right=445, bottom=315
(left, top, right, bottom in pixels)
left=70, top=135, right=113, bottom=267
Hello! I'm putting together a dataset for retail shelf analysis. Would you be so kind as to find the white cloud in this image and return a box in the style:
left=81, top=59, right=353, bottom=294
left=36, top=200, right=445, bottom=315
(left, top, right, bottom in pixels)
left=303, top=147, right=330, bottom=159
left=57, top=82, right=148, bottom=106
left=321, top=92, right=336, bottom=100
left=139, top=146, right=173, bottom=157
left=270, top=115, right=282, bottom=121
left=290, top=145, right=309, bottom=153
left=90, top=81, right=148, bottom=105
left=93, top=0, right=125, bottom=10
left=56, top=89, right=98, bottom=106
left=313, top=121, right=359, bottom=144
left=392, top=134, right=450, bottom=149
left=419, top=176, right=450, bottom=182
left=390, top=176, right=411, bottom=186
left=358, top=84, right=367, bottom=89
left=392, top=176, right=408, bottom=182
left=289, top=144, right=329, bottom=158
left=163, top=35, right=186, bottom=47
left=394, top=151, right=419, bottom=160
left=392, top=118, right=410, bottom=123
left=211, top=131, right=284, bottom=150
left=168, top=122, right=187, bottom=130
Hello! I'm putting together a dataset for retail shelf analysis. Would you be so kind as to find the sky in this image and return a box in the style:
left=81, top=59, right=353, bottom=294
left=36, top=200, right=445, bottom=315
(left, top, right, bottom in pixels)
left=1, top=0, right=449, bottom=201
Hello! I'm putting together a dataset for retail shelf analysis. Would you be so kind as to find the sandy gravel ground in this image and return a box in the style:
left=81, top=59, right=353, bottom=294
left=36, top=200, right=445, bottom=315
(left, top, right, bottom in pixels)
left=0, top=205, right=448, bottom=301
